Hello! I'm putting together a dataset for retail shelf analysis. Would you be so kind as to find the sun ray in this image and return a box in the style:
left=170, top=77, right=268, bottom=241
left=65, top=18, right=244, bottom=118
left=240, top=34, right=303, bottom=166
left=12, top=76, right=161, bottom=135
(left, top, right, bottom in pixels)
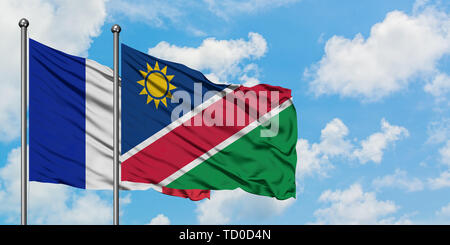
left=139, top=88, right=147, bottom=95
left=139, top=70, right=148, bottom=78
left=147, top=96, right=153, bottom=104
left=137, top=79, right=145, bottom=86
left=137, top=61, right=176, bottom=109
left=161, top=97, right=167, bottom=107
left=146, top=63, right=153, bottom=72
left=161, top=66, right=167, bottom=75
left=166, top=75, right=174, bottom=82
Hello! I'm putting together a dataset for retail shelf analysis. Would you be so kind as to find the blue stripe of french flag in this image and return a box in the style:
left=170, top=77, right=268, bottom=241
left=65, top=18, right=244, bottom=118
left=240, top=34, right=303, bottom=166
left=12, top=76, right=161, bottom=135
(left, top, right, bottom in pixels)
left=29, top=39, right=154, bottom=190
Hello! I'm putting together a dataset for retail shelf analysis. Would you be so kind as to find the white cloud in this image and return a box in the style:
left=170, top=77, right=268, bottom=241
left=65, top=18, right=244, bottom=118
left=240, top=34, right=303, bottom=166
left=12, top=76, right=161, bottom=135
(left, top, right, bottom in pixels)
left=297, top=118, right=408, bottom=177
left=428, top=170, right=450, bottom=189
left=108, top=0, right=299, bottom=36
left=0, top=147, right=115, bottom=224
left=376, top=214, right=415, bottom=225
left=424, top=72, right=450, bottom=99
left=296, top=139, right=333, bottom=178
left=120, top=193, right=132, bottom=206
left=427, top=118, right=450, bottom=144
left=426, top=140, right=450, bottom=189
left=0, top=0, right=107, bottom=142
left=44, top=191, right=112, bottom=225
left=312, top=183, right=410, bottom=224
left=107, top=0, right=183, bottom=28
left=0, top=148, right=22, bottom=218
left=436, top=202, right=450, bottom=217
left=305, top=6, right=450, bottom=101
left=239, top=74, right=260, bottom=87
left=196, top=189, right=295, bottom=224
left=148, top=32, right=267, bottom=83
left=109, top=0, right=299, bottom=26
left=352, top=119, right=409, bottom=164
left=413, top=0, right=431, bottom=13
left=203, top=0, right=300, bottom=20
left=438, top=140, right=450, bottom=166
left=426, top=123, right=450, bottom=190
left=239, top=63, right=261, bottom=86
left=372, top=169, right=424, bottom=192
left=148, top=214, right=171, bottom=225
left=296, top=118, right=351, bottom=178
left=318, top=118, right=353, bottom=156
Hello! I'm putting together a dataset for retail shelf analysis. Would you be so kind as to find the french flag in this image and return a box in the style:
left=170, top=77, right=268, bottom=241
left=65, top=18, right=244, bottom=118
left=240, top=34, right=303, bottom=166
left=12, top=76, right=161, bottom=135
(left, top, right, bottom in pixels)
left=29, top=39, right=209, bottom=201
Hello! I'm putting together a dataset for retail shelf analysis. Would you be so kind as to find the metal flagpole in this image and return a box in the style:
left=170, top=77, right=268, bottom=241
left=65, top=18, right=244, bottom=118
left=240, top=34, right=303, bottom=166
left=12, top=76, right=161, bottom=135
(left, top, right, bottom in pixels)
left=111, top=24, right=121, bottom=226
left=19, top=18, right=29, bottom=226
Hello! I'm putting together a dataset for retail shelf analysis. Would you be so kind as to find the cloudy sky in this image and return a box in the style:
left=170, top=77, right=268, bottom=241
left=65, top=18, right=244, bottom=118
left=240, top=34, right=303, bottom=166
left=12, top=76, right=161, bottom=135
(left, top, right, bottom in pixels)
left=1, top=0, right=450, bottom=225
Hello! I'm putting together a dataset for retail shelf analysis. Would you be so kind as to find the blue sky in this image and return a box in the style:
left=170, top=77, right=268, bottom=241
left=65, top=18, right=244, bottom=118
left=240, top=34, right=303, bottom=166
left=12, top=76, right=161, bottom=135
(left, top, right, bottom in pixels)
left=1, top=0, right=450, bottom=224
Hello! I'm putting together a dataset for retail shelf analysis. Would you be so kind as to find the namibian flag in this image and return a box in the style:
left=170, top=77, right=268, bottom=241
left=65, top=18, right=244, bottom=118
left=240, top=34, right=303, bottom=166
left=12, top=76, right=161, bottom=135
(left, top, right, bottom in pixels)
left=121, top=45, right=298, bottom=200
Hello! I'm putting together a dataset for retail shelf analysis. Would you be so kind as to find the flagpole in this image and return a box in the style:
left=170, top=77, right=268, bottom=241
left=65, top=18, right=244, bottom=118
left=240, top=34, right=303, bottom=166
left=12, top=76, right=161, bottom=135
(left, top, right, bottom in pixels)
left=111, top=24, right=121, bottom=226
left=19, top=18, right=29, bottom=226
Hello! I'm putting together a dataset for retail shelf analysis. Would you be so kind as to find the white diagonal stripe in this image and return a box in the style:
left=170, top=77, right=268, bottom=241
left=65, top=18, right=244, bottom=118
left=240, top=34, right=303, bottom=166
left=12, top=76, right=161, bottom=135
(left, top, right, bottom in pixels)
left=120, top=84, right=238, bottom=162
left=157, top=99, right=293, bottom=187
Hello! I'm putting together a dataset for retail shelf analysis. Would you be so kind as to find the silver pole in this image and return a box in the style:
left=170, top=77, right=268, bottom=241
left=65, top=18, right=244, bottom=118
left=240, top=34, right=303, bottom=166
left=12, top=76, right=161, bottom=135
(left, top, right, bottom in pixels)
left=19, top=18, right=29, bottom=226
left=111, top=24, right=121, bottom=226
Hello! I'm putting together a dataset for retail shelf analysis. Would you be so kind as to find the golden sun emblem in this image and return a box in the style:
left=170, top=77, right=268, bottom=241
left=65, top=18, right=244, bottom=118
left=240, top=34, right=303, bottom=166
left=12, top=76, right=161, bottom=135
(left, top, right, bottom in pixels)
left=137, top=61, right=177, bottom=109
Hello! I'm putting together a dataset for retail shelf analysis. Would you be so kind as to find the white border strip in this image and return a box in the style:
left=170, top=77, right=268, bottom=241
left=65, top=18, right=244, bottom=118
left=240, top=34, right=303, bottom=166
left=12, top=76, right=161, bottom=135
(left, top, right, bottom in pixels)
left=157, top=99, right=293, bottom=187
